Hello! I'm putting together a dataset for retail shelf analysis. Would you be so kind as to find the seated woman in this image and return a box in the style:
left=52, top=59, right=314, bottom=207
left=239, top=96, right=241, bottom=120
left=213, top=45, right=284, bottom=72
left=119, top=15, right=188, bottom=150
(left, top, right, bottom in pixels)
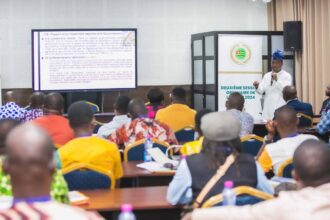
left=167, top=111, right=273, bottom=205
left=180, top=109, right=212, bottom=156
left=146, top=88, right=165, bottom=119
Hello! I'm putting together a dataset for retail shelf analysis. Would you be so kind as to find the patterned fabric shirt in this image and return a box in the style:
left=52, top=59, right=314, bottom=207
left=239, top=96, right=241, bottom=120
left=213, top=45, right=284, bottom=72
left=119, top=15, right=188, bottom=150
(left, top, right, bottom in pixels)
left=0, top=102, right=26, bottom=121
left=22, top=108, right=44, bottom=122
left=0, top=201, right=103, bottom=220
left=108, top=117, right=178, bottom=147
left=0, top=167, right=69, bottom=204
left=317, top=110, right=330, bottom=135
left=228, top=109, right=254, bottom=136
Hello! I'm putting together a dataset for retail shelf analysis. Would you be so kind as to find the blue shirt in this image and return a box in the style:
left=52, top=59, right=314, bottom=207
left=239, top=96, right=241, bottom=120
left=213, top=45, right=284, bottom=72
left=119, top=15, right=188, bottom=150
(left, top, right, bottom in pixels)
left=228, top=109, right=254, bottom=137
left=317, top=110, right=330, bottom=135
left=167, top=159, right=274, bottom=205
left=0, top=102, right=26, bottom=121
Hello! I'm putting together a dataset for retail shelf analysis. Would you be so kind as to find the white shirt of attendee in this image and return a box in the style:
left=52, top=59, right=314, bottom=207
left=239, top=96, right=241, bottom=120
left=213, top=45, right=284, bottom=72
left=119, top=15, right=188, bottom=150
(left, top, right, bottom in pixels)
left=254, top=50, right=292, bottom=120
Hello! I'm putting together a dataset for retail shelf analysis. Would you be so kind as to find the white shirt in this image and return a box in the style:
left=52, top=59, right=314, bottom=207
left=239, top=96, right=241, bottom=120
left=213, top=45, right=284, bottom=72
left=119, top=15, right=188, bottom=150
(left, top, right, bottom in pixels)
left=256, top=70, right=292, bottom=120
left=97, top=115, right=131, bottom=139
left=265, top=134, right=318, bottom=174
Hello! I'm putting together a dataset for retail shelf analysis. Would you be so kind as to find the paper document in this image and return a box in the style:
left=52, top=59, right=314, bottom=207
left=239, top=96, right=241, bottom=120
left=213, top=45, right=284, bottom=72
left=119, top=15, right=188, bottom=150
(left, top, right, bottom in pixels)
left=69, top=191, right=90, bottom=205
left=137, top=161, right=172, bottom=172
left=147, top=148, right=179, bottom=166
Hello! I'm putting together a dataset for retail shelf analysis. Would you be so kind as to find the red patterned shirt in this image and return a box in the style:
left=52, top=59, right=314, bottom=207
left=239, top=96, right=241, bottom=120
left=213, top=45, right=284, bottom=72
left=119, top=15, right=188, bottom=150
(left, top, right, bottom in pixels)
left=108, top=117, right=178, bottom=147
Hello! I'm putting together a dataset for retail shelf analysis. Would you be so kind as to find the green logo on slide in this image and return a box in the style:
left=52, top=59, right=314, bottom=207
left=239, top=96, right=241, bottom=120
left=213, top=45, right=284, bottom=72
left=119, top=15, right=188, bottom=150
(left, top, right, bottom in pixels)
left=231, top=43, right=251, bottom=65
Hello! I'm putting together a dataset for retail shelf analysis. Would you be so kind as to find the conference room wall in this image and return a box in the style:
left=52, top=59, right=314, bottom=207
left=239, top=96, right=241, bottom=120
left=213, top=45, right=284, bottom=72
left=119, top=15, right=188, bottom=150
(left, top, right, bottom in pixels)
left=0, top=0, right=268, bottom=90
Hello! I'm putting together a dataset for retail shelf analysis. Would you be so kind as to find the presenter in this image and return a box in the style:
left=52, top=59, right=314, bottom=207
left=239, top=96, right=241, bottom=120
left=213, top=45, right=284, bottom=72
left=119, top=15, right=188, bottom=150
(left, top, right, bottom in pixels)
left=253, top=49, right=292, bottom=120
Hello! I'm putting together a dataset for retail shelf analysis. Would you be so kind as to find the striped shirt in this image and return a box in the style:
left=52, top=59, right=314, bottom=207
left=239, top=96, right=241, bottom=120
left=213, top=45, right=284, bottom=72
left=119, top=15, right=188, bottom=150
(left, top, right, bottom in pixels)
left=0, top=201, right=103, bottom=220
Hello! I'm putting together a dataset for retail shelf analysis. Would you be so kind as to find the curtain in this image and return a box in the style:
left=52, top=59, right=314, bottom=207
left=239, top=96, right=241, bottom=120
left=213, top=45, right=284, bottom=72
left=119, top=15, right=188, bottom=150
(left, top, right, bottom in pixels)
left=268, top=0, right=330, bottom=114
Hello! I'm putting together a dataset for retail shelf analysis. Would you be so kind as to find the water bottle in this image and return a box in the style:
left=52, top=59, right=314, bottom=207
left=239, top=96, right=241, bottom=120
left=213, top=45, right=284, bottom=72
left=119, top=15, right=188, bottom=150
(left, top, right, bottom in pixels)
left=222, top=181, right=236, bottom=206
left=118, top=204, right=136, bottom=220
left=144, top=134, right=153, bottom=162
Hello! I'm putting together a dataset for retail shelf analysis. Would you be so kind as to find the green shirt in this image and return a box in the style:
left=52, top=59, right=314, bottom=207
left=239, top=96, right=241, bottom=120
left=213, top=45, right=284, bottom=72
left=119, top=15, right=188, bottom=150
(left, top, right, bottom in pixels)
left=0, top=168, right=69, bottom=204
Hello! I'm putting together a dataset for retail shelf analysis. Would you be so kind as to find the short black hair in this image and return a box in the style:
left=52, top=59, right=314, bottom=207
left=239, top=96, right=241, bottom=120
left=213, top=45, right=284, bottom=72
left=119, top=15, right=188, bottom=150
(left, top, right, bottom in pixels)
left=227, top=92, right=245, bottom=111
left=68, top=101, right=94, bottom=129
left=114, top=96, right=131, bottom=114
left=294, top=139, right=330, bottom=186
left=30, top=92, right=46, bottom=109
left=128, top=99, right=147, bottom=119
left=171, top=87, right=186, bottom=102
left=147, top=88, right=164, bottom=104
left=44, top=93, right=64, bottom=112
left=195, top=109, right=213, bottom=134
left=274, top=105, right=297, bottom=126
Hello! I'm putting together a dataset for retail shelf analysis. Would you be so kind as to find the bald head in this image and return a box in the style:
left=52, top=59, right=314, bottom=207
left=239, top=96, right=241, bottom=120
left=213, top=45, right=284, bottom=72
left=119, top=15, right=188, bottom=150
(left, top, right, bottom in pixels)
left=44, top=92, right=64, bottom=114
left=283, top=86, right=297, bottom=102
left=274, top=105, right=298, bottom=134
left=128, top=99, right=147, bottom=119
left=30, top=92, right=45, bottom=109
left=226, top=92, right=245, bottom=111
left=3, top=124, right=55, bottom=198
left=293, top=140, right=330, bottom=188
left=4, top=91, right=15, bottom=104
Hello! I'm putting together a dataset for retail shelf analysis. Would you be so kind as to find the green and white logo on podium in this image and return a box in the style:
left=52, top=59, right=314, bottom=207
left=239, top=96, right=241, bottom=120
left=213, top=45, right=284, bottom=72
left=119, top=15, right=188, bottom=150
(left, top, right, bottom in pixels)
left=231, top=43, right=251, bottom=65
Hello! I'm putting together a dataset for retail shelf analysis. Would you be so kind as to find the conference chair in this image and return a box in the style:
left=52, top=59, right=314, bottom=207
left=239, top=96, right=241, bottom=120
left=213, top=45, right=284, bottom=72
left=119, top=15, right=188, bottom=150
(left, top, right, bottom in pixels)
left=124, top=138, right=170, bottom=162
left=202, top=186, right=274, bottom=208
left=277, top=158, right=293, bottom=178
left=61, top=163, right=115, bottom=190
left=241, top=135, right=264, bottom=156
left=175, top=126, right=195, bottom=144
left=297, top=113, right=313, bottom=127
left=85, top=101, right=100, bottom=113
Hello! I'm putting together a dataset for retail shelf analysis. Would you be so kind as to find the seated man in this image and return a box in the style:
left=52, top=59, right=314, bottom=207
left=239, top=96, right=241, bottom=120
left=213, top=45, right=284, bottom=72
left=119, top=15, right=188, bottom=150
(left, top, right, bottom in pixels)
left=316, top=109, right=330, bottom=137
left=58, top=101, right=123, bottom=181
left=226, top=92, right=254, bottom=136
left=183, top=140, right=330, bottom=220
left=320, top=84, right=330, bottom=114
left=108, top=99, right=178, bottom=147
left=33, top=92, right=74, bottom=146
left=22, top=91, right=45, bottom=121
left=282, top=85, right=313, bottom=117
left=0, top=119, right=69, bottom=203
left=97, top=95, right=131, bottom=139
left=1, top=123, right=102, bottom=219
left=156, top=87, right=196, bottom=131
left=258, top=106, right=317, bottom=174
left=0, top=91, right=26, bottom=121
left=180, top=109, right=212, bottom=156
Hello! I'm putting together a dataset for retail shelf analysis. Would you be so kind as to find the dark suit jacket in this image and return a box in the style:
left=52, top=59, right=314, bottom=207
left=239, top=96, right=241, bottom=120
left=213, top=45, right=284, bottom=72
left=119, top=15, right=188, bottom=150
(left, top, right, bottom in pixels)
left=286, top=99, right=313, bottom=117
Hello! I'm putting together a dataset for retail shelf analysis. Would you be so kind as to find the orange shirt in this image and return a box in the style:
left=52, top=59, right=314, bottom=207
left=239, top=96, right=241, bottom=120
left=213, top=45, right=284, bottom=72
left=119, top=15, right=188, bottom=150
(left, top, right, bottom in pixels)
left=33, top=115, right=74, bottom=146
left=155, top=104, right=196, bottom=132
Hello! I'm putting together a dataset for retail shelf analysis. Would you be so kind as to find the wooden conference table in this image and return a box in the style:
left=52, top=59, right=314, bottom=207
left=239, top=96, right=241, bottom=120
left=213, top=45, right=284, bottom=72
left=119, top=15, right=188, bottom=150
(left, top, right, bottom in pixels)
left=121, top=161, right=175, bottom=187
left=80, top=186, right=181, bottom=220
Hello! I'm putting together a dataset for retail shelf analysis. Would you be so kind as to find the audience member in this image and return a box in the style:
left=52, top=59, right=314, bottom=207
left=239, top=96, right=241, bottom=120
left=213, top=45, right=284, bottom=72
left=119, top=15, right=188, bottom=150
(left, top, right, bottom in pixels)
left=146, top=88, right=165, bottom=119
left=97, top=95, right=131, bottom=139
left=226, top=92, right=254, bottom=136
left=108, top=99, right=178, bottom=147
left=0, top=124, right=101, bottom=219
left=167, top=111, right=273, bottom=205
left=33, top=92, right=74, bottom=146
left=0, top=119, right=21, bottom=155
left=183, top=140, right=330, bottom=220
left=0, top=91, right=26, bottom=121
left=22, top=92, right=45, bottom=121
left=282, top=85, right=313, bottom=117
left=180, top=109, right=212, bottom=156
left=0, top=119, right=69, bottom=203
left=258, top=106, right=317, bottom=174
left=316, top=110, right=330, bottom=138
left=320, top=84, right=330, bottom=114
left=156, top=87, right=196, bottom=131
left=58, top=101, right=123, bottom=180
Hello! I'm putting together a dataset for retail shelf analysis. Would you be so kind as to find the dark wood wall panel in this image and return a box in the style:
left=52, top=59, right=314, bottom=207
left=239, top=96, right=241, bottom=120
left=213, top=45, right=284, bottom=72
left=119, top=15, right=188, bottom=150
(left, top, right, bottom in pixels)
left=1, top=85, right=192, bottom=113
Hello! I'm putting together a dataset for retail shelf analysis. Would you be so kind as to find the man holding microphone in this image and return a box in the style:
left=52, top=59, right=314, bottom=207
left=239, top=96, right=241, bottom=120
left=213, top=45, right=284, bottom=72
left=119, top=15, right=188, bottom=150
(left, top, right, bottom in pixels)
left=253, top=50, right=292, bottom=120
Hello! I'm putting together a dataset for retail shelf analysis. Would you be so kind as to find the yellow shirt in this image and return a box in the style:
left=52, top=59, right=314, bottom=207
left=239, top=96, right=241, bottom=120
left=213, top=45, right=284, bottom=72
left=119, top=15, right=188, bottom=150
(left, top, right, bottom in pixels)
left=59, top=136, right=123, bottom=179
left=155, top=104, right=196, bottom=132
left=180, top=137, right=204, bottom=156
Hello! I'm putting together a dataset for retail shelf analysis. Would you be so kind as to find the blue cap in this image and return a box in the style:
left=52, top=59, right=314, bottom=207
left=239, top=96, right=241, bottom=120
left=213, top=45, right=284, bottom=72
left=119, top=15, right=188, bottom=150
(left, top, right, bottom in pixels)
left=272, top=49, right=284, bottom=60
